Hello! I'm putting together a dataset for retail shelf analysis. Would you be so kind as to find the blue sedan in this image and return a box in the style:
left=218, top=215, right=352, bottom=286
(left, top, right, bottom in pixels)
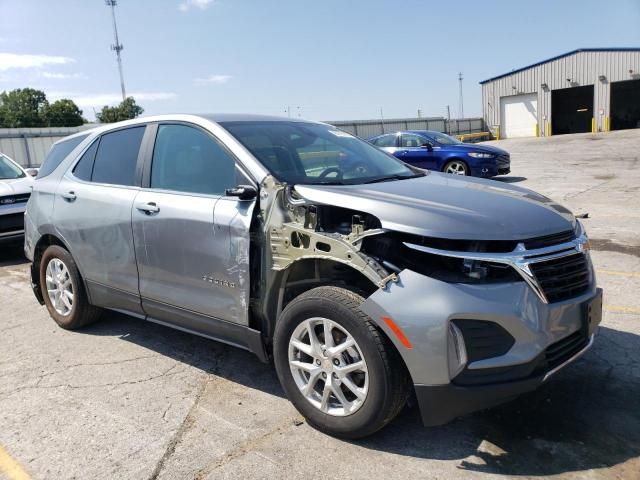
left=368, top=130, right=511, bottom=177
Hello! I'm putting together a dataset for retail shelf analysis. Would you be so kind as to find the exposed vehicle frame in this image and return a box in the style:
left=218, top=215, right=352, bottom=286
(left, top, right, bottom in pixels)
left=25, top=114, right=602, bottom=438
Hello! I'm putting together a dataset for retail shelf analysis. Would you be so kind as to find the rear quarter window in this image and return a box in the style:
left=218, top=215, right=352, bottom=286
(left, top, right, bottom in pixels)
left=91, top=126, right=145, bottom=186
left=37, top=134, right=89, bottom=179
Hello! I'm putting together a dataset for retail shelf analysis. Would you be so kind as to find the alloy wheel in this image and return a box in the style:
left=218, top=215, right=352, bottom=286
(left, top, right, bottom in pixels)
left=288, top=317, right=369, bottom=416
left=445, top=161, right=468, bottom=175
left=45, top=258, right=74, bottom=316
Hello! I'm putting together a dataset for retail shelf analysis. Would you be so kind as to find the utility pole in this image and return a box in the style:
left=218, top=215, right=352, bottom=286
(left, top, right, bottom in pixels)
left=380, top=107, right=385, bottom=133
left=458, top=72, right=464, bottom=119
left=417, top=109, right=422, bottom=118
left=106, top=0, right=126, bottom=101
left=446, top=105, right=451, bottom=134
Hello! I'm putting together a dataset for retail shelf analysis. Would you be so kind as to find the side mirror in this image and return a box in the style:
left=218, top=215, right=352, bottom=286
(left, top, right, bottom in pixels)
left=420, top=142, right=433, bottom=151
left=25, top=168, right=39, bottom=177
left=225, top=185, right=258, bottom=200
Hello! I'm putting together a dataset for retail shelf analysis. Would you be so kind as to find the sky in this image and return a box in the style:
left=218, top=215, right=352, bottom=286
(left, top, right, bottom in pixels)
left=1, top=0, right=639, bottom=122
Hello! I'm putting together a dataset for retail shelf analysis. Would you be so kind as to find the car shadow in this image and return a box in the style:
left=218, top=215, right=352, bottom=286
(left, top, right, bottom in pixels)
left=80, top=310, right=640, bottom=477
left=494, top=176, right=528, bottom=183
left=0, top=241, right=28, bottom=267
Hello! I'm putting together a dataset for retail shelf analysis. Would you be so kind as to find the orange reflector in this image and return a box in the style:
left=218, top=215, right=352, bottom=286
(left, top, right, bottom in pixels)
left=383, top=316, right=413, bottom=349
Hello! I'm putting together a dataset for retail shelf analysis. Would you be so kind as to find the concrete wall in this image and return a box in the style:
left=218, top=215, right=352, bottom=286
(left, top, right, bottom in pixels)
left=481, top=49, right=640, bottom=136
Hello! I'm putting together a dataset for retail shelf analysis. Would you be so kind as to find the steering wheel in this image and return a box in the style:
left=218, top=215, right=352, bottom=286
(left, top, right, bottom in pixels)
left=318, top=167, right=343, bottom=179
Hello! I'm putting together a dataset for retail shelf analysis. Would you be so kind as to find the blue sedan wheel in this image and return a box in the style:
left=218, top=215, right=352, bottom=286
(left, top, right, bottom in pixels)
left=443, top=160, right=469, bottom=176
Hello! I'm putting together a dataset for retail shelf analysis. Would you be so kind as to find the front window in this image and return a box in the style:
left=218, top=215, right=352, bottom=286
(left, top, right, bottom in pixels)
left=221, top=121, right=421, bottom=185
left=0, top=154, right=25, bottom=180
left=429, top=132, right=463, bottom=145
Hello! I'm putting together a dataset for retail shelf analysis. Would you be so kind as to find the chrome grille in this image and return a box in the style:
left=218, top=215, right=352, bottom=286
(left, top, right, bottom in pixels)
left=529, top=253, right=590, bottom=303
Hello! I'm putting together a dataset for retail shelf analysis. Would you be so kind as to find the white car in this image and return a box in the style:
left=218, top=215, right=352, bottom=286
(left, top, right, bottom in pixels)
left=0, top=153, right=36, bottom=242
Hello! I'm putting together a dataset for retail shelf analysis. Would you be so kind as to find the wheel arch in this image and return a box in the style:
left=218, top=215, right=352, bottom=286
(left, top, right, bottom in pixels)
left=31, top=233, right=91, bottom=304
left=259, top=258, right=411, bottom=377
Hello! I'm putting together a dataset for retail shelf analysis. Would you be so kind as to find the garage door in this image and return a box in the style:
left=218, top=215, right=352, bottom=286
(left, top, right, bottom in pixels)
left=500, top=94, right=538, bottom=138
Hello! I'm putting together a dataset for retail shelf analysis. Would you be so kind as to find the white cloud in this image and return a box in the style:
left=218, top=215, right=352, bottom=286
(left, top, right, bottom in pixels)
left=194, top=74, right=232, bottom=85
left=0, top=53, right=75, bottom=71
left=41, top=72, right=85, bottom=80
left=178, top=0, right=214, bottom=12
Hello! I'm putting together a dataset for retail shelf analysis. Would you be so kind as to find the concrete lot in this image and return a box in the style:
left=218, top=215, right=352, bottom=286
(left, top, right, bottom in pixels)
left=1, top=129, right=639, bottom=480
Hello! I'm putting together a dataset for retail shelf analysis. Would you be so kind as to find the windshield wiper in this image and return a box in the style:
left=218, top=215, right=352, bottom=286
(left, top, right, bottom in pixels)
left=363, top=173, right=425, bottom=184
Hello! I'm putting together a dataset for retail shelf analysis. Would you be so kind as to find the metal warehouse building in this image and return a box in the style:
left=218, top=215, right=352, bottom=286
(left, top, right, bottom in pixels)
left=481, top=48, right=640, bottom=138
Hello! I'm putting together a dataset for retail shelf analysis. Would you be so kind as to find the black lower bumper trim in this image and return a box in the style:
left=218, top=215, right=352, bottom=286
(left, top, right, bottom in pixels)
left=414, top=375, right=542, bottom=426
left=30, top=262, right=45, bottom=305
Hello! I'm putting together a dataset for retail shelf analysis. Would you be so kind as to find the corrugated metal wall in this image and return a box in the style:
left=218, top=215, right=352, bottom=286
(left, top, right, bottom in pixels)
left=481, top=50, right=640, bottom=136
left=328, top=117, right=485, bottom=138
left=1, top=118, right=487, bottom=167
left=0, top=126, right=94, bottom=167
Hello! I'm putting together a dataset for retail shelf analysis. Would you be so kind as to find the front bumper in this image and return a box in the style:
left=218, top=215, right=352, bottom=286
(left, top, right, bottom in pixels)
left=360, top=269, right=602, bottom=425
left=470, top=154, right=511, bottom=177
left=415, top=332, right=595, bottom=426
left=0, top=203, right=27, bottom=242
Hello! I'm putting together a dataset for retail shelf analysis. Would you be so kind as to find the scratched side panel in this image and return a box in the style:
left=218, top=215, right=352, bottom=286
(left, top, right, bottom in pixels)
left=212, top=197, right=255, bottom=326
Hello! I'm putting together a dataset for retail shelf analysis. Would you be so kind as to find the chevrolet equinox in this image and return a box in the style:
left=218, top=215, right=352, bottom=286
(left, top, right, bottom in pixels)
left=25, top=114, right=603, bottom=439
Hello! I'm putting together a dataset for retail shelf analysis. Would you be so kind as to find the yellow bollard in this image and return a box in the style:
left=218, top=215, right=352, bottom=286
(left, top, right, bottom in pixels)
left=605, top=116, right=610, bottom=132
left=591, top=117, right=595, bottom=133
left=535, top=123, right=539, bottom=137
left=545, top=121, right=551, bottom=137
left=496, top=126, right=500, bottom=140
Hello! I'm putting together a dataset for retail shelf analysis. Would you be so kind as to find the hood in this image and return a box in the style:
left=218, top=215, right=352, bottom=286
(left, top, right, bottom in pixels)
left=0, top=176, right=33, bottom=196
left=294, top=173, right=575, bottom=241
left=444, top=143, right=508, bottom=156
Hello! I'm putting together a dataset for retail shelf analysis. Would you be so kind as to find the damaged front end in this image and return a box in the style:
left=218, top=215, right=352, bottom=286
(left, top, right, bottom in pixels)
left=251, top=176, right=601, bottom=426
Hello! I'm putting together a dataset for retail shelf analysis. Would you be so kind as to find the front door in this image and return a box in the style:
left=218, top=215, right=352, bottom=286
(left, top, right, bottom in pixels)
left=132, top=123, right=256, bottom=337
left=397, top=133, right=437, bottom=170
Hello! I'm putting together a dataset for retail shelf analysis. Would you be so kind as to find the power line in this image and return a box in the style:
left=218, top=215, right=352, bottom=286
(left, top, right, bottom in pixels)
left=106, top=0, right=126, bottom=101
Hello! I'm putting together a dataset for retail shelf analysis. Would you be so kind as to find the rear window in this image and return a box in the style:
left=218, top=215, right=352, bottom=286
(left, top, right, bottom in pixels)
left=37, top=134, right=89, bottom=179
left=91, top=126, right=145, bottom=186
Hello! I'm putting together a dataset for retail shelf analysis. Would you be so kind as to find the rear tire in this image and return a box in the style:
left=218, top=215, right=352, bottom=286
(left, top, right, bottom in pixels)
left=273, top=286, right=410, bottom=439
left=443, top=159, right=469, bottom=175
left=39, top=245, right=101, bottom=330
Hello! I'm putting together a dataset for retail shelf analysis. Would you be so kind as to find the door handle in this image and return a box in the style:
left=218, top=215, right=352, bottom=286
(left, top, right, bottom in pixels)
left=61, top=191, right=76, bottom=202
left=136, top=202, right=160, bottom=215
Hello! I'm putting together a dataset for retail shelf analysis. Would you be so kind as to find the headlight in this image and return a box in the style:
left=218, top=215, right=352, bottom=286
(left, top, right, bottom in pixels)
left=468, top=152, right=495, bottom=158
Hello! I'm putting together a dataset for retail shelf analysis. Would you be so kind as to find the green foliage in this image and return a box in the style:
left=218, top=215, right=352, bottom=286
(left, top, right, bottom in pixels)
left=96, top=97, right=144, bottom=123
left=0, top=88, right=86, bottom=127
left=0, top=88, right=48, bottom=127
left=43, top=99, right=85, bottom=127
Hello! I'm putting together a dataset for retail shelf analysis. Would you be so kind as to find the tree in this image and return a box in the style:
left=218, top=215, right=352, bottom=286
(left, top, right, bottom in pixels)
left=96, top=97, right=144, bottom=123
left=43, top=99, right=85, bottom=127
left=0, top=88, right=48, bottom=127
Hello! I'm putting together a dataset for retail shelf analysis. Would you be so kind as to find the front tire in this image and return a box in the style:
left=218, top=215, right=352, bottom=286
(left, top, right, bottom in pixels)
left=443, top=159, right=469, bottom=175
left=39, top=245, right=102, bottom=330
left=273, top=286, right=409, bottom=439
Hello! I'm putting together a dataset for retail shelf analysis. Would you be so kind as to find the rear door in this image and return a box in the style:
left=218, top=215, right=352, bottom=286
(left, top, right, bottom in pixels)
left=53, top=125, right=148, bottom=314
left=132, top=122, right=256, bottom=336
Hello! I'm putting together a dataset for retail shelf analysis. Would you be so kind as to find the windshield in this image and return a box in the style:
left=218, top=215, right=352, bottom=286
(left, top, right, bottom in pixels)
left=0, top=154, right=25, bottom=180
left=429, top=132, right=463, bottom=145
left=221, top=121, right=422, bottom=185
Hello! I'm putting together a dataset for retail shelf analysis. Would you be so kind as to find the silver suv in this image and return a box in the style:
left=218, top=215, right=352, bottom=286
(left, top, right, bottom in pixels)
left=25, top=114, right=602, bottom=439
